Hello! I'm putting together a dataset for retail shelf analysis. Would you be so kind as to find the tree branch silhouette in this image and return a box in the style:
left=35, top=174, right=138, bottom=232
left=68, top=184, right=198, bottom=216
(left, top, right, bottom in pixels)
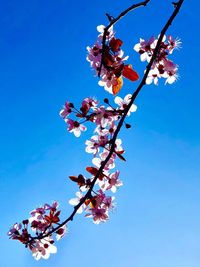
left=28, top=0, right=185, bottom=244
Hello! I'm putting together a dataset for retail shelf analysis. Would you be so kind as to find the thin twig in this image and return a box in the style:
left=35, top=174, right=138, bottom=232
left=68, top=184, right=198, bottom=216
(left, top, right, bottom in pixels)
left=30, top=0, right=184, bottom=243
left=98, top=0, right=152, bottom=77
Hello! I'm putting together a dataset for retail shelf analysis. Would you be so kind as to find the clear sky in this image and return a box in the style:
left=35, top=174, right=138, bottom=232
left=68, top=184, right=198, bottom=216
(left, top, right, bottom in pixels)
left=1, top=0, right=200, bottom=266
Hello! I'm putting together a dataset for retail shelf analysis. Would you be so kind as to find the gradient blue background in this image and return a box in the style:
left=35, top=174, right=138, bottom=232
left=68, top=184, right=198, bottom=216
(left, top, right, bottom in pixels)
left=1, top=0, right=200, bottom=266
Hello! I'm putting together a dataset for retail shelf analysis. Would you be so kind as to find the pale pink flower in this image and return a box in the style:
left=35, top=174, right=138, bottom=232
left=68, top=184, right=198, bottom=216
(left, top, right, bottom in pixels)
left=146, top=67, right=161, bottom=85
left=98, top=75, right=119, bottom=94
left=85, top=135, right=109, bottom=155
left=114, top=94, right=137, bottom=116
left=92, top=150, right=116, bottom=171
left=96, top=25, right=114, bottom=38
left=86, top=42, right=102, bottom=70
left=59, top=101, right=73, bottom=119
left=106, top=170, right=123, bottom=193
left=29, top=201, right=60, bottom=232
left=7, top=223, right=22, bottom=237
left=167, top=35, right=181, bottom=53
left=115, top=139, right=123, bottom=153
left=87, top=207, right=108, bottom=224
left=31, top=238, right=57, bottom=260
left=65, top=119, right=87, bottom=137
left=69, top=191, right=85, bottom=214
left=93, top=106, right=114, bottom=128
left=87, top=25, right=130, bottom=94
left=85, top=190, right=114, bottom=224
left=134, top=36, right=156, bottom=62
left=162, top=59, right=178, bottom=84
left=56, top=225, right=67, bottom=241
left=30, top=207, right=45, bottom=219
left=82, top=97, right=98, bottom=109
left=103, top=196, right=115, bottom=210
left=134, top=34, right=180, bottom=85
left=44, top=201, right=59, bottom=211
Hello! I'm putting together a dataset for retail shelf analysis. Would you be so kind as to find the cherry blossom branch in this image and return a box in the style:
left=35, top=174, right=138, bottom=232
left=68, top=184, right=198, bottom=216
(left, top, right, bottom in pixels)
left=29, top=0, right=184, bottom=243
left=98, top=0, right=152, bottom=77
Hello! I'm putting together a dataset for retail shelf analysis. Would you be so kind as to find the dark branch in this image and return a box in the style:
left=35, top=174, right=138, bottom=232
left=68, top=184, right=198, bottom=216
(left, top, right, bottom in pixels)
left=30, top=0, right=184, bottom=243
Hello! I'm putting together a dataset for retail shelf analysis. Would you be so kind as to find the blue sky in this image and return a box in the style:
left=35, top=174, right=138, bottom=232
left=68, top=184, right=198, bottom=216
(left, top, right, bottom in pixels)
left=1, top=0, right=200, bottom=266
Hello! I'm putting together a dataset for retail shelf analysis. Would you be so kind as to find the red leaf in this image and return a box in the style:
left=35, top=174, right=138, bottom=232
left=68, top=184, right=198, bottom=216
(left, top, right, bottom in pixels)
left=86, top=167, right=104, bottom=180
left=103, top=47, right=115, bottom=67
left=80, top=104, right=90, bottom=116
left=109, top=37, right=123, bottom=52
left=44, top=212, right=60, bottom=224
left=54, top=210, right=61, bottom=217
left=116, top=150, right=125, bottom=155
left=86, top=167, right=98, bottom=176
left=122, top=64, right=139, bottom=81
left=69, top=175, right=85, bottom=186
left=113, top=63, right=124, bottom=78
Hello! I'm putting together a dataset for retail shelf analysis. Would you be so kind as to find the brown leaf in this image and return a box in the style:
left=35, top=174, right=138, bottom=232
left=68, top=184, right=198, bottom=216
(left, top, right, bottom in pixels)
left=112, top=76, right=123, bottom=95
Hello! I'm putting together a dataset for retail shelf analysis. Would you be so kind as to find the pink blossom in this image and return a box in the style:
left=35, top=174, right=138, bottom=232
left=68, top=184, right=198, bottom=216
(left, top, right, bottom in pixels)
left=103, top=196, right=114, bottom=210
left=82, top=97, right=98, bottom=109
left=59, top=101, right=73, bottom=119
left=85, top=134, right=109, bottom=155
left=7, top=222, right=30, bottom=245
left=87, top=25, right=131, bottom=94
left=85, top=190, right=114, bottom=224
left=86, top=42, right=102, bottom=70
left=65, top=119, right=87, bottom=137
left=146, top=67, right=161, bottom=85
left=69, top=191, right=85, bottom=214
left=7, top=223, right=22, bottom=237
left=92, top=149, right=116, bottom=171
left=106, top=170, right=123, bottom=193
left=134, top=35, right=180, bottom=85
left=56, top=225, right=67, bottom=241
left=96, top=24, right=114, bottom=38
left=87, top=207, right=108, bottom=224
left=30, top=207, right=45, bottom=219
left=93, top=122, right=118, bottom=141
left=44, top=201, right=59, bottom=211
left=167, top=35, right=181, bottom=53
left=134, top=36, right=156, bottom=62
left=114, top=94, right=137, bottom=116
left=93, top=106, right=115, bottom=128
left=98, top=74, right=120, bottom=94
left=114, top=138, right=124, bottom=153
left=162, top=59, right=178, bottom=84
left=31, top=238, right=57, bottom=260
left=29, top=201, right=61, bottom=232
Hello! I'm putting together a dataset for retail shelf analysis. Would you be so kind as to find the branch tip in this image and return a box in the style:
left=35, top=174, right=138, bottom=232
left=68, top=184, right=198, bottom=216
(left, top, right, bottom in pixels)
left=105, top=13, right=114, bottom=22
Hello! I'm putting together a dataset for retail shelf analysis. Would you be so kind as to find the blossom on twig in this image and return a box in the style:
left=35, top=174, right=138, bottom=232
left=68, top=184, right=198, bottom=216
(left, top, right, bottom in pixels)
left=87, top=25, right=139, bottom=95
left=134, top=34, right=181, bottom=85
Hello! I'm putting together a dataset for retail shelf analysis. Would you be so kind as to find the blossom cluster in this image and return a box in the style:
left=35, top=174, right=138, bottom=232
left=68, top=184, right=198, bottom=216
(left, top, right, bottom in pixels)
left=8, top=202, right=67, bottom=260
left=60, top=94, right=137, bottom=223
left=87, top=25, right=139, bottom=95
left=8, top=20, right=182, bottom=261
left=134, top=35, right=181, bottom=85
left=8, top=93, right=137, bottom=260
